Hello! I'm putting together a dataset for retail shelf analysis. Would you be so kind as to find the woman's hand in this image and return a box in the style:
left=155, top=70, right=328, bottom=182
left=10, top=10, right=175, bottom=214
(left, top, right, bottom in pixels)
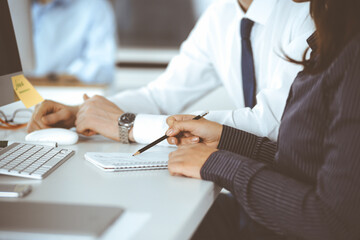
left=168, top=143, right=217, bottom=179
left=166, top=114, right=223, bottom=148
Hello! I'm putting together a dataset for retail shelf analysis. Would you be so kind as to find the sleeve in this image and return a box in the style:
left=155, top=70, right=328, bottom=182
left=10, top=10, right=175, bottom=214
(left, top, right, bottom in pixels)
left=132, top=114, right=170, bottom=146
left=201, top=49, right=360, bottom=239
left=67, top=0, right=116, bottom=83
left=217, top=125, right=277, bottom=166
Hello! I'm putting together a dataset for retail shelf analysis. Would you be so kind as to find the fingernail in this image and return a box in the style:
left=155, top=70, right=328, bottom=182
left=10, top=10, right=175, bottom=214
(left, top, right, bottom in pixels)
left=166, top=129, right=173, bottom=136
left=170, top=138, right=176, bottom=144
left=191, top=137, right=199, bottom=142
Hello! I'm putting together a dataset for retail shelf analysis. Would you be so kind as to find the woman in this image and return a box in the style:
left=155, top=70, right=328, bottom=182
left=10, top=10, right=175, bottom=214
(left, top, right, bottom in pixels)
left=165, top=0, right=360, bottom=239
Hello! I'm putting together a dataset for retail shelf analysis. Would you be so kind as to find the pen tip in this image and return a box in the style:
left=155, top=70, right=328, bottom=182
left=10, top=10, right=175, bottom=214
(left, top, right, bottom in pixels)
left=133, top=151, right=140, bottom=156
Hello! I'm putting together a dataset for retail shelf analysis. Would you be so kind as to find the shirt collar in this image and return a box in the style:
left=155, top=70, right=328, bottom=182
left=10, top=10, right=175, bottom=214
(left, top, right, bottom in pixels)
left=236, top=0, right=278, bottom=25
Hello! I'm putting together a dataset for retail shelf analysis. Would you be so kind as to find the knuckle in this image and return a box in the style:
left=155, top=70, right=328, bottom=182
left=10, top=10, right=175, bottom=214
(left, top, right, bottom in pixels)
left=76, top=124, right=83, bottom=132
left=168, top=165, right=176, bottom=175
left=26, top=125, right=33, bottom=133
left=168, top=169, right=175, bottom=176
left=92, top=95, right=102, bottom=101
left=83, top=107, right=93, bottom=115
left=42, top=99, right=53, bottom=106
left=34, top=104, right=41, bottom=111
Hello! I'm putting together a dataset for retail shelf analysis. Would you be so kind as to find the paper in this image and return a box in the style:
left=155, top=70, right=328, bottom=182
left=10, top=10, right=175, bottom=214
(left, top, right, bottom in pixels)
left=11, top=74, right=44, bottom=108
left=85, top=148, right=174, bottom=171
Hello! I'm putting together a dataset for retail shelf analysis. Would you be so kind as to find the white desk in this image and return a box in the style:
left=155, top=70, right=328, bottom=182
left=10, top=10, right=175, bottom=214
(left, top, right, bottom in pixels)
left=117, top=48, right=179, bottom=64
left=0, top=129, right=221, bottom=240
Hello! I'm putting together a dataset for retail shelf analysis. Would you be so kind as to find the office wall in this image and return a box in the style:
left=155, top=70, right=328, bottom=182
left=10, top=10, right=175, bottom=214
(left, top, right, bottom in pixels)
left=110, top=0, right=234, bottom=112
left=114, top=0, right=195, bottom=48
left=112, top=0, right=217, bottom=48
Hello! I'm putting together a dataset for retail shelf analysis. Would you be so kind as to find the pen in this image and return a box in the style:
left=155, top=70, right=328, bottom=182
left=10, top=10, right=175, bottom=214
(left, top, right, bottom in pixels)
left=0, top=140, right=58, bottom=148
left=132, top=111, right=209, bottom=156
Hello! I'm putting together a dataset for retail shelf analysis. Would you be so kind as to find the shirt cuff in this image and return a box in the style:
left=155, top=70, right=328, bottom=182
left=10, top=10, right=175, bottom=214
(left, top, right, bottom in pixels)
left=200, top=150, right=243, bottom=192
left=133, top=114, right=172, bottom=146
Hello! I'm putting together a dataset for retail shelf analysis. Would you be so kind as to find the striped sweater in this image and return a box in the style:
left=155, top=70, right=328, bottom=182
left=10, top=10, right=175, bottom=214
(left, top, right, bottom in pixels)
left=201, top=33, right=360, bottom=239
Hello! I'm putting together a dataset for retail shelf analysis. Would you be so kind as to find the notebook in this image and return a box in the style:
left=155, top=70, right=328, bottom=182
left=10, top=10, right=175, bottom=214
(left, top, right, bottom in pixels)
left=84, top=148, right=174, bottom=171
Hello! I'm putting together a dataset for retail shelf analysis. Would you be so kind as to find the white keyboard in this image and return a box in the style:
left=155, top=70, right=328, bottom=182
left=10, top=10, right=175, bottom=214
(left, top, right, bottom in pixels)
left=0, top=143, right=74, bottom=179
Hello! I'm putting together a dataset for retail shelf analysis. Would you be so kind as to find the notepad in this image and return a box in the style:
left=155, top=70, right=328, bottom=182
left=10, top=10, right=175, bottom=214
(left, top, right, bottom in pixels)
left=84, top=148, right=174, bottom=171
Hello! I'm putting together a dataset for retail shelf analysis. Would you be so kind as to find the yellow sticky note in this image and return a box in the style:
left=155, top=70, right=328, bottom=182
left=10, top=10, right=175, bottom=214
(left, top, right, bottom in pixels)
left=11, top=74, right=44, bottom=108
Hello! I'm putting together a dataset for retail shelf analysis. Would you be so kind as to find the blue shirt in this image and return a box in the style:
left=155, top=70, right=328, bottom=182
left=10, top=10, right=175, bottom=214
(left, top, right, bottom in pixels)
left=31, top=0, right=116, bottom=83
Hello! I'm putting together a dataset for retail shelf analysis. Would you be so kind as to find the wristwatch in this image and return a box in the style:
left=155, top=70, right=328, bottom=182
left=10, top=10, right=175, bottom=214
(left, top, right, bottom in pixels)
left=118, top=113, right=136, bottom=143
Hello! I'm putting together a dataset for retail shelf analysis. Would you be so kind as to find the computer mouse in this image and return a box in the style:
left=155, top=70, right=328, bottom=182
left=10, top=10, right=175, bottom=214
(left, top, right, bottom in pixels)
left=25, top=128, right=79, bottom=145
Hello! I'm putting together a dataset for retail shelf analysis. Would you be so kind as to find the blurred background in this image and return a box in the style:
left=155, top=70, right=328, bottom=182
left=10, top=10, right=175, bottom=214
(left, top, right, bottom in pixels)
left=115, top=0, right=198, bottom=48
left=112, top=0, right=217, bottom=92
left=10, top=0, right=234, bottom=112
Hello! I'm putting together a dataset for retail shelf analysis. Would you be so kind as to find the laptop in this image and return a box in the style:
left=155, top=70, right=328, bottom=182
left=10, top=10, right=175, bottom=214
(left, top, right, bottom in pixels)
left=0, top=201, right=124, bottom=240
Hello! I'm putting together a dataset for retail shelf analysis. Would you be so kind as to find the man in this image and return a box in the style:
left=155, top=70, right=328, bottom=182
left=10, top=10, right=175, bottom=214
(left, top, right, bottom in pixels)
left=28, top=0, right=116, bottom=84
left=28, top=0, right=314, bottom=145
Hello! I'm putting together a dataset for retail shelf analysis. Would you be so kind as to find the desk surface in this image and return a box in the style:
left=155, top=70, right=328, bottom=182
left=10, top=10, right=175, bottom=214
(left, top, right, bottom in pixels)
left=0, top=129, right=221, bottom=240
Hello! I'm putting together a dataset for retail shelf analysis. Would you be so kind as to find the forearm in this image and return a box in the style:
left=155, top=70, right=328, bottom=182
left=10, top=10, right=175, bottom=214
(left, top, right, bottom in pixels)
left=201, top=152, right=359, bottom=239
left=218, top=125, right=277, bottom=166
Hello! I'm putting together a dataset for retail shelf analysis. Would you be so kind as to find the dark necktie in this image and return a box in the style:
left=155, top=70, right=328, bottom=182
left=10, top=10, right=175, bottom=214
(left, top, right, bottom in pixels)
left=240, top=18, right=256, bottom=108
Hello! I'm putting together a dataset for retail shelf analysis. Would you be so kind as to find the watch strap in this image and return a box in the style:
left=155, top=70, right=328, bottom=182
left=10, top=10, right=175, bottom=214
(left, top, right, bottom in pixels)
left=118, top=126, right=130, bottom=144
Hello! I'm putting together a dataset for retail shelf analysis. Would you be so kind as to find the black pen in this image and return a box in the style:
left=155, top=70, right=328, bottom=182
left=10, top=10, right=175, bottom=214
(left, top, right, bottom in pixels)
left=132, top=111, right=209, bottom=156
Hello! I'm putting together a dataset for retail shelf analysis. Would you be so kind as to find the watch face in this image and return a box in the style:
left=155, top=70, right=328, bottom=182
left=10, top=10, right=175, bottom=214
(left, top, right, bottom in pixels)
left=120, top=113, right=136, bottom=125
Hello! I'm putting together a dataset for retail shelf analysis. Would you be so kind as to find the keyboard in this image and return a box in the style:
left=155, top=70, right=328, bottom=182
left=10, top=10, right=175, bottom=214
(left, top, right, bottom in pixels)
left=0, top=143, right=74, bottom=179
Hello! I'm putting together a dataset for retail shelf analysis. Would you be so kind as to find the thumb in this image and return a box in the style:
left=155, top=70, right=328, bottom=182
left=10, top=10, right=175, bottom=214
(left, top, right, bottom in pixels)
left=83, top=94, right=90, bottom=101
left=42, top=108, right=71, bottom=125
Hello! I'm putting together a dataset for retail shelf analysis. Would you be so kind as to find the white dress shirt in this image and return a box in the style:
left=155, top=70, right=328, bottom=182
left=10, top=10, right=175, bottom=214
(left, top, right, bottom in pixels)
left=31, top=0, right=116, bottom=83
left=109, top=0, right=315, bottom=144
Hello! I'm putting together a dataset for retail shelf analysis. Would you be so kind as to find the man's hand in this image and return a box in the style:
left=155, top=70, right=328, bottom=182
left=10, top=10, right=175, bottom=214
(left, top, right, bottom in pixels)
left=166, top=114, right=223, bottom=148
left=27, top=100, right=78, bottom=132
left=168, top=143, right=217, bottom=179
left=75, top=95, right=124, bottom=140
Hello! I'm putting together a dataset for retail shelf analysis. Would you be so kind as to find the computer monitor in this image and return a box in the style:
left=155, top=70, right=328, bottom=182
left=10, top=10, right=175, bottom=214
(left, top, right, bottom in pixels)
left=8, top=0, right=35, bottom=73
left=0, top=0, right=23, bottom=107
left=114, top=0, right=196, bottom=48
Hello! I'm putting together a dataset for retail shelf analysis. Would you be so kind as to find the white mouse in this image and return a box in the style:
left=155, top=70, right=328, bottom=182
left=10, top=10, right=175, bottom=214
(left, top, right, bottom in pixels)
left=25, top=128, right=79, bottom=145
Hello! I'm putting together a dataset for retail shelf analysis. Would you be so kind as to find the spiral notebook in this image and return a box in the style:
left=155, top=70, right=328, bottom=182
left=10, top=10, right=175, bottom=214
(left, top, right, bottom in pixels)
left=84, top=148, right=174, bottom=171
